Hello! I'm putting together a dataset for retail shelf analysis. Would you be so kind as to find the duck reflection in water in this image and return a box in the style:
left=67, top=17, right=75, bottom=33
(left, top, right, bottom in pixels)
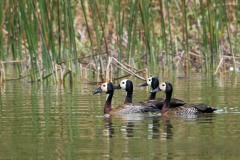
left=102, top=114, right=175, bottom=140
left=150, top=117, right=173, bottom=140
left=103, top=114, right=144, bottom=139
left=103, top=117, right=115, bottom=138
left=103, top=117, right=135, bottom=138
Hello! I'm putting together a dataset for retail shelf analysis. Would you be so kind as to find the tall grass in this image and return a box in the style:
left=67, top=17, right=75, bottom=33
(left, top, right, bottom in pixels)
left=0, top=0, right=239, bottom=84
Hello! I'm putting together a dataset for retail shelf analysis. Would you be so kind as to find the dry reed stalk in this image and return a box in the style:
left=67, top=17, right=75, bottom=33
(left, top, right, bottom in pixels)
left=1, top=60, right=23, bottom=64
left=214, top=57, right=224, bottom=75
left=79, top=63, right=83, bottom=77
left=231, top=47, right=237, bottom=74
left=55, top=64, right=58, bottom=83
left=83, top=67, right=87, bottom=80
left=97, top=67, right=100, bottom=84
left=60, top=66, right=64, bottom=83
left=0, top=68, right=2, bottom=85
left=105, top=57, right=112, bottom=82
left=145, top=68, right=148, bottom=81
left=176, top=51, right=185, bottom=68
left=0, top=61, right=5, bottom=82
left=111, top=57, right=145, bottom=80
left=113, top=69, right=146, bottom=81
left=189, top=51, right=201, bottom=58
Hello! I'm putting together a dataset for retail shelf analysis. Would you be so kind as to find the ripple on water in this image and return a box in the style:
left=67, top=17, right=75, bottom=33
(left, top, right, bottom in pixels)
left=1, top=77, right=240, bottom=159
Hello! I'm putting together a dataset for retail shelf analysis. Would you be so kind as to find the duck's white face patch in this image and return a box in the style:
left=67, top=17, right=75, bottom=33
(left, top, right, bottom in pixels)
left=147, top=77, right=152, bottom=86
left=101, top=82, right=108, bottom=92
left=159, top=82, right=167, bottom=91
left=120, top=79, right=128, bottom=89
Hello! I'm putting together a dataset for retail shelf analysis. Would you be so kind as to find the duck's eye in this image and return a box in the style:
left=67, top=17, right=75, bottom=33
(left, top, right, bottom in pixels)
left=148, top=79, right=151, bottom=81
left=162, top=84, right=165, bottom=87
left=103, top=85, right=106, bottom=87
left=122, top=82, right=125, bottom=84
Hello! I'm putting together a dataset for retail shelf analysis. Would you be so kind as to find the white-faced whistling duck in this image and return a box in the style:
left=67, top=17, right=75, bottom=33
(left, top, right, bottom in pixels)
left=139, top=76, right=185, bottom=109
left=151, top=82, right=217, bottom=116
left=93, top=81, right=160, bottom=115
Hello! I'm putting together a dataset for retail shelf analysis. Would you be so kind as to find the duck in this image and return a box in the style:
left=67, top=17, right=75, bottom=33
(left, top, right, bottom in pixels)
left=93, top=82, right=160, bottom=115
left=139, top=76, right=185, bottom=109
left=151, top=82, right=217, bottom=115
left=113, top=79, right=133, bottom=104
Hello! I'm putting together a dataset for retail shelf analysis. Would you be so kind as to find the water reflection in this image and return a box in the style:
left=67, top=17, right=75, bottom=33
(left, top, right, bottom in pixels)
left=102, top=112, right=219, bottom=142
left=103, top=117, right=115, bottom=138
left=151, top=118, right=160, bottom=139
left=1, top=73, right=240, bottom=159
left=161, top=117, right=173, bottom=140
left=103, top=115, right=164, bottom=139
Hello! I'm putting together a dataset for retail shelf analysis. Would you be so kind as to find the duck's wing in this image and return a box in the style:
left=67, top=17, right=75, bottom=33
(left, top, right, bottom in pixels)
left=137, top=102, right=160, bottom=112
left=192, top=104, right=217, bottom=113
left=170, top=98, right=186, bottom=107
left=147, top=98, right=186, bottom=109
left=114, top=102, right=159, bottom=114
left=147, top=99, right=164, bottom=109
left=169, top=104, right=216, bottom=114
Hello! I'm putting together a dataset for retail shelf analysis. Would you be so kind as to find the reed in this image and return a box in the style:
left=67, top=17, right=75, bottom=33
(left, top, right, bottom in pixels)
left=0, top=0, right=239, bottom=84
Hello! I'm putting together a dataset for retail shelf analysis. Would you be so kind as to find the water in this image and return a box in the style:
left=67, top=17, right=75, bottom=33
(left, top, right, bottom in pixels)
left=0, top=73, right=240, bottom=159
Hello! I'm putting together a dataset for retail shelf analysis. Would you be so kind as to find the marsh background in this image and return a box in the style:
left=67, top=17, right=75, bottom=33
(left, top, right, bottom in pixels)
left=1, top=1, right=240, bottom=159
left=0, top=0, right=240, bottom=83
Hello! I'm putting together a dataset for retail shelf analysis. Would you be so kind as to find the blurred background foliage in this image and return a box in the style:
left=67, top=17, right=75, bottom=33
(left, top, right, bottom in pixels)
left=0, top=0, right=239, bottom=84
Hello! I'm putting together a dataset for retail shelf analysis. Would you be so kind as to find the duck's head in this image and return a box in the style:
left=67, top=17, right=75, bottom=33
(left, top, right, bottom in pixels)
left=139, top=76, right=159, bottom=89
left=93, top=82, right=114, bottom=95
left=150, top=82, right=173, bottom=93
left=114, top=79, right=133, bottom=92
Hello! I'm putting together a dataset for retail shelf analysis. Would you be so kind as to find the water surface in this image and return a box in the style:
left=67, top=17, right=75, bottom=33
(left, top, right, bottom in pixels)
left=0, top=73, right=240, bottom=159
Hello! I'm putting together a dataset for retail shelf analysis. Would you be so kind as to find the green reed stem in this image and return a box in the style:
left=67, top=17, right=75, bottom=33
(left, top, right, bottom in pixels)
left=19, top=1, right=39, bottom=81
left=165, top=1, right=174, bottom=56
left=38, top=0, right=54, bottom=81
left=159, top=0, right=167, bottom=55
left=80, top=0, right=93, bottom=47
left=222, top=0, right=236, bottom=73
left=200, top=0, right=209, bottom=72
left=126, top=0, right=134, bottom=64
left=139, top=0, right=155, bottom=73
left=0, top=0, right=3, bottom=61
left=68, top=0, right=80, bottom=81
left=234, top=0, right=240, bottom=55
left=182, top=0, right=189, bottom=74
left=90, top=0, right=105, bottom=81
left=117, top=0, right=124, bottom=62
left=207, top=0, right=215, bottom=70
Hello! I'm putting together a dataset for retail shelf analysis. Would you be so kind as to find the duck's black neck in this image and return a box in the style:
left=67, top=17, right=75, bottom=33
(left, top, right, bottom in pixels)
left=125, top=90, right=133, bottom=103
left=104, top=91, right=113, bottom=114
left=148, top=92, right=156, bottom=100
left=162, top=91, right=172, bottom=112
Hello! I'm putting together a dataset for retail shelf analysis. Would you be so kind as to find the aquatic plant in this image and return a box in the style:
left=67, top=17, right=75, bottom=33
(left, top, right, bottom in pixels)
left=0, top=0, right=239, bottom=84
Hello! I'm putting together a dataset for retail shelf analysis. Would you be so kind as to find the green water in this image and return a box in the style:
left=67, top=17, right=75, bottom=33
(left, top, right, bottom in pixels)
left=0, top=73, right=240, bottom=159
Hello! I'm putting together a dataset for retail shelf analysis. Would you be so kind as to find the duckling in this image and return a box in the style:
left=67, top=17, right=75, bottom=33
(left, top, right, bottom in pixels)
left=151, top=82, right=217, bottom=115
left=139, top=76, right=185, bottom=109
left=93, top=82, right=159, bottom=115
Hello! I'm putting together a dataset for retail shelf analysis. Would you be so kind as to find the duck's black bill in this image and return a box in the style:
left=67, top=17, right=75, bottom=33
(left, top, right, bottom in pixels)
left=150, top=87, right=161, bottom=93
left=138, top=82, right=148, bottom=87
left=113, top=84, right=121, bottom=89
left=93, top=87, right=102, bottom=95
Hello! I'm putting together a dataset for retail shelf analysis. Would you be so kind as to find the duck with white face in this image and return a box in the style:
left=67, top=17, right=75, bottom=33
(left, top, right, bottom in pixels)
left=93, top=81, right=160, bottom=116
left=151, top=82, right=217, bottom=115
left=113, top=79, right=133, bottom=104
left=139, top=76, right=185, bottom=109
